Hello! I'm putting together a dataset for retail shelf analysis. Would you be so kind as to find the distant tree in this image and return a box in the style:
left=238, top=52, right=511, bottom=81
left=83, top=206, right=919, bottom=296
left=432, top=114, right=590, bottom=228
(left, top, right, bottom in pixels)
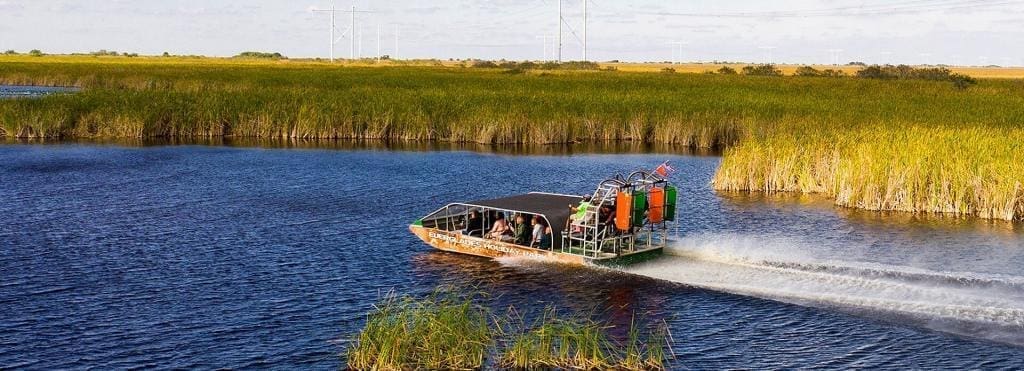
left=3, top=50, right=17, bottom=55
left=855, top=64, right=977, bottom=89
left=471, top=60, right=498, bottom=68
left=234, top=51, right=285, bottom=59
left=742, top=64, right=782, bottom=77
left=380, top=55, right=391, bottom=60
left=561, top=61, right=600, bottom=70
left=847, top=61, right=867, bottom=66
left=162, top=52, right=171, bottom=57
left=28, top=49, right=43, bottom=56
left=821, top=69, right=847, bottom=77
left=855, top=65, right=893, bottom=79
left=950, top=73, right=977, bottom=90
left=539, top=61, right=560, bottom=70
left=716, top=66, right=738, bottom=75
left=794, top=66, right=823, bottom=77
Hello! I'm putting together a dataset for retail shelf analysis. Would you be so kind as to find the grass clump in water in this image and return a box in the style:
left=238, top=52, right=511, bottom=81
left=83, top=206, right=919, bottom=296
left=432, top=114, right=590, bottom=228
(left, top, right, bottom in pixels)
left=499, top=309, right=672, bottom=370
left=345, top=289, right=674, bottom=370
left=345, top=289, right=492, bottom=370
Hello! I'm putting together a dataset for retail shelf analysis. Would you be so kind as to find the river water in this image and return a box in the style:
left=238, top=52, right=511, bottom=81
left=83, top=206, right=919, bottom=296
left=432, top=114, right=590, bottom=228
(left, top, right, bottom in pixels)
left=0, top=85, right=79, bottom=99
left=1, top=143, right=1022, bottom=369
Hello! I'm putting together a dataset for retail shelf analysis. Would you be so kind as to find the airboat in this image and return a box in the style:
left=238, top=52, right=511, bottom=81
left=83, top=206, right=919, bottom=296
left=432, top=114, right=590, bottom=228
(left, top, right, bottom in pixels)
left=409, top=166, right=678, bottom=266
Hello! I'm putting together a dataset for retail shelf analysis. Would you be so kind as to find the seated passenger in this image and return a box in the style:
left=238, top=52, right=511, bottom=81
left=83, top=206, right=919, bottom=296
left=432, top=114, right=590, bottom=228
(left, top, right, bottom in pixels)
left=599, top=205, right=616, bottom=235
left=538, top=226, right=553, bottom=249
left=486, top=213, right=510, bottom=240
left=463, top=210, right=483, bottom=236
left=530, top=215, right=547, bottom=247
left=514, top=214, right=531, bottom=246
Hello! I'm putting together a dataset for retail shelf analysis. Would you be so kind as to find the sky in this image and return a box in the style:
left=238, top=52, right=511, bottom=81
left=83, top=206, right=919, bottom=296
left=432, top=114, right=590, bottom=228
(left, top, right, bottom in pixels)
left=1, top=0, right=1023, bottom=66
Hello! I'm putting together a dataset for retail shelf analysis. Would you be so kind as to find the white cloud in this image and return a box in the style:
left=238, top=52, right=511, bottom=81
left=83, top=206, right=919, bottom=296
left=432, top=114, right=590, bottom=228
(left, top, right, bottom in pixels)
left=2, top=0, right=1023, bottom=65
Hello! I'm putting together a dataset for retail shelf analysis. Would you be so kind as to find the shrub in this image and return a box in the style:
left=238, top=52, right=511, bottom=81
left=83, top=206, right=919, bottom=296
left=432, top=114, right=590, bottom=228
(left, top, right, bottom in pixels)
left=794, top=66, right=822, bottom=77
left=234, top=51, right=285, bottom=59
left=855, top=65, right=894, bottom=79
left=856, top=64, right=975, bottom=88
left=716, top=66, right=737, bottom=75
left=471, top=60, right=498, bottom=68
left=540, top=61, right=560, bottom=70
left=561, top=61, right=600, bottom=70
left=822, top=69, right=847, bottom=77
left=950, top=73, right=977, bottom=90
left=741, top=64, right=782, bottom=77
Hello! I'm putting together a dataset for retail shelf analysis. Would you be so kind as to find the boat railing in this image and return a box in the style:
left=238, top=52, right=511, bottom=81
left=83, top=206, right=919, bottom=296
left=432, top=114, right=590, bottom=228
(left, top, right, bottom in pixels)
left=562, top=169, right=676, bottom=258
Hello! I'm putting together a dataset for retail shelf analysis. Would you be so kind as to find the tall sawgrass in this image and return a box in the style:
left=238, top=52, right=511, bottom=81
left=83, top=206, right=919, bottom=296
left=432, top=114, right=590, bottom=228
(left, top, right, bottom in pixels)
left=714, top=123, right=1024, bottom=220
left=2, top=56, right=1023, bottom=220
left=498, top=309, right=671, bottom=370
left=344, top=289, right=674, bottom=370
left=346, top=290, right=492, bottom=370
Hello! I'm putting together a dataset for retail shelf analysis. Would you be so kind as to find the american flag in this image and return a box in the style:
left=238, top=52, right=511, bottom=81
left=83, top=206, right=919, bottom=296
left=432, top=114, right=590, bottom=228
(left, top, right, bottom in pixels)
left=655, top=161, right=675, bottom=177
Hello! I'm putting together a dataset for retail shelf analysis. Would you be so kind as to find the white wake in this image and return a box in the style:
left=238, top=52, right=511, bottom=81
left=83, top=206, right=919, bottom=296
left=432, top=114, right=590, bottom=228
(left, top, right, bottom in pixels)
left=620, top=233, right=1024, bottom=345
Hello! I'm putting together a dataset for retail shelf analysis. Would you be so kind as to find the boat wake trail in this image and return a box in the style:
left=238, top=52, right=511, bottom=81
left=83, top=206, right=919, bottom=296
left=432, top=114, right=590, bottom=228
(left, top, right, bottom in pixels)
left=621, top=233, right=1024, bottom=346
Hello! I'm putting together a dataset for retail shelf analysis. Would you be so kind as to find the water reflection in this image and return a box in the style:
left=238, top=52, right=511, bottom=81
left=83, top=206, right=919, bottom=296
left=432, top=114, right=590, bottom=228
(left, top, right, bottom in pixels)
left=2, top=137, right=721, bottom=156
left=0, top=85, right=80, bottom=98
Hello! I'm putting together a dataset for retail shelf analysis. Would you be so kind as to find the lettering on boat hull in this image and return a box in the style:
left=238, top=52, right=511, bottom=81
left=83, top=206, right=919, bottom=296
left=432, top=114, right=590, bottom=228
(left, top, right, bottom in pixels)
left=410, top=226, right=588, bottom=265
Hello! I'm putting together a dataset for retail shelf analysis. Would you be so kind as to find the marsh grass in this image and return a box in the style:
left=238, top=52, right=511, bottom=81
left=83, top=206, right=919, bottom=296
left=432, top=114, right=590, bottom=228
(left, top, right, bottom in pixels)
left=345, top=289, right=493, bottom=370
left=344, top=289, right=674, bottom=370
left=3, top=56, right=1023, bottom=220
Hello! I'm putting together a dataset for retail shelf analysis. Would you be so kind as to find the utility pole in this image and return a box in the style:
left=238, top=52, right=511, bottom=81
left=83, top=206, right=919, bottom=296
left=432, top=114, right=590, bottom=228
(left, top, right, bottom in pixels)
left=557, top=0, right=562, bottom=62
left=758, top=46, right=777, bottom=64
left=826, top=49, right=843, bottom=66
left=311, top=1, right=372, bottom=62
left=376, top=24, right=381, bottom=61
left=582, top=0, right=587, bottom=62
left=668, top=41, right=687, bottom=64
left=536, top=36, right=550, bottom=61
left=394, top=25, right=399, bottom=60
left=357, top=23, right=363, bottom=58
left=311, top=1, right=340, bottom=62
left=351, top=6, right=356, bottom=59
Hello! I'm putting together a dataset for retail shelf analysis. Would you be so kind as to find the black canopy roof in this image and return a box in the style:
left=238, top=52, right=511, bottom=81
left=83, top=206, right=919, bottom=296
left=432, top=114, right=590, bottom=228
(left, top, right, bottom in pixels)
left=465, top=192, right=583, bottom=240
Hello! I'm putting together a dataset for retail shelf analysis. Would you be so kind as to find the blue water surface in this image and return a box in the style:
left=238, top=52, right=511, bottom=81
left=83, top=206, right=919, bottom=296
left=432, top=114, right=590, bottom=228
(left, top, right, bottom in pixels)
left=1, top=144, right=1022, bottom=369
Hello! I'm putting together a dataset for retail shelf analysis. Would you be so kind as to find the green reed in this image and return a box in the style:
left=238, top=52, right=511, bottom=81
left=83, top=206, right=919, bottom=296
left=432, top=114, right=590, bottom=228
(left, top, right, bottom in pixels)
left=345, top=289, right=493, bottom=370
left=2, top=56, right=1023, bottom=220
left=344, top=289, right=674, bottom=370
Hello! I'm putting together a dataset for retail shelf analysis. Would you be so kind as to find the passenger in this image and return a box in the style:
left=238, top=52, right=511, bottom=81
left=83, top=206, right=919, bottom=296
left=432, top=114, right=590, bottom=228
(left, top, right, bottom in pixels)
left=513, top=214, right=531, bottom=246
left=486, top=213, right=510, bottom=240
left=598, top=205, right=614, bottom=235
left=530, top=215, right=547, bottom=247
left=463, top=209, right=483, bottom=236
left=538, top=226, right=553, bottom=249
left=567, top=195, right=593, bottom=227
